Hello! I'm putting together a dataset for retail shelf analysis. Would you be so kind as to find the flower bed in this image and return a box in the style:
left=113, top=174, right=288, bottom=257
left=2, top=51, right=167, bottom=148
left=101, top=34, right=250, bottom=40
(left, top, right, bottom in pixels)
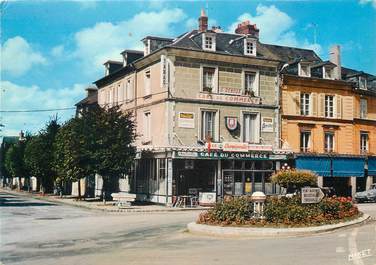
left=197, top=195, right=360, bottom=227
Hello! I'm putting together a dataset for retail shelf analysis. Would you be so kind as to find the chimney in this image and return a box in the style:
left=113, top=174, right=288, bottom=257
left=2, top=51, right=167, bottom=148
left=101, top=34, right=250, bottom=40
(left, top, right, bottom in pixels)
left=86, top=86, right=97, bottom=97
left=235, top=20, right=259, bottom=38
left=329, top=45, right=341, bottom=80
left=198, top=9, right=208, bottom=32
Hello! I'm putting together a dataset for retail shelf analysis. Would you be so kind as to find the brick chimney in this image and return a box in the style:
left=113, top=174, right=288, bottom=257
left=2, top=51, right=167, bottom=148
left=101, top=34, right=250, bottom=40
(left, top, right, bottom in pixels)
left=235, top=20, right=259, bottom=38
left=198, top=9, right=208, bottom=32
left=329, top=45, right=341, bottom=80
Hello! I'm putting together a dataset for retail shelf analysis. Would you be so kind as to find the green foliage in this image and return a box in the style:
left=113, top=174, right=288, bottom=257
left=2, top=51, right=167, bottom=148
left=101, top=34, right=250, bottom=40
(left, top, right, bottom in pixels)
left=24, top=118, right=60, bottom=193
left=198, top=196, right=253, bottom=225
left=271, top=169, right=318, bottom=191
left=4, top=139, right=29, bottom=188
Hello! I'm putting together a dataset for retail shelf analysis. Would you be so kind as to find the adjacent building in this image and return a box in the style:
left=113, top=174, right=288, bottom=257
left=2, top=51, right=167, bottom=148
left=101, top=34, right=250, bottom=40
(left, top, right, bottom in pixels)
left=280, top=46, right=376, bottom=196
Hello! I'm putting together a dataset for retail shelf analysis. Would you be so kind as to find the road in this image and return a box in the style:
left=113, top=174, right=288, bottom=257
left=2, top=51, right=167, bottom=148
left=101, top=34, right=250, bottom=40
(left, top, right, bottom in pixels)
left=1, top=191, right=376, bottom=265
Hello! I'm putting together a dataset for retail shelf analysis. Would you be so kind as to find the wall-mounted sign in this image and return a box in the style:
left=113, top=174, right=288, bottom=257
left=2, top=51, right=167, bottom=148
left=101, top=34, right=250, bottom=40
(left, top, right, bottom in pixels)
left=225, top=117, right=238, bottom=131
left=205, top=142, right=273, bottom=152
left=248, top=144, right=273, bottom=151
left=199, top=192, right=216, bottom=205
left=261, top=117, right=274, bottom=132
left=219, top=87, right=242, bottom=95
left=222, top=142, right=248, bottom=152
left=197, top=93, right=260, bottom=105
left=178, top=112, right=195, bottom=128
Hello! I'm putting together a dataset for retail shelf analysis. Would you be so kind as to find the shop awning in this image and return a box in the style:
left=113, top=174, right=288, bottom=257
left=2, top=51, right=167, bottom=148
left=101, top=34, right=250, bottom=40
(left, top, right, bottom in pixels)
left=368, top=157, right=376, bottom=176
left=295, top=156, right=331, bottom=177
left=332, top=157, right=365, bottom=177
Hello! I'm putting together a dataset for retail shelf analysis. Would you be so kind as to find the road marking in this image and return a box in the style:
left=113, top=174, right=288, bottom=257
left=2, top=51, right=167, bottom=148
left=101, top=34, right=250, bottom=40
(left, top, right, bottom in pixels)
left=348, top=228, right=365, bottom=265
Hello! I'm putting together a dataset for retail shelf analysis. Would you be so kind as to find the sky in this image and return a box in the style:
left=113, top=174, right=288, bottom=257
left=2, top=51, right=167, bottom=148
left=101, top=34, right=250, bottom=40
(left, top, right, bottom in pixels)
left=1, top=0, right=375, bottom=137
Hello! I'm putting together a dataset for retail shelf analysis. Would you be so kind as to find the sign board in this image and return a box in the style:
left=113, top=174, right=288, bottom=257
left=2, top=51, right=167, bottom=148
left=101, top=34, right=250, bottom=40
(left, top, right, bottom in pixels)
left=261, top=117, right=274, bottom=132
left=219, top=87, right=242, bottom=95
left=222, top=142, right=248, bottom=152
left=225, top=117, right=238, bottom=131
left=205, top=142, right=273, bottom=152
left=199, top=192, right=216, bottom=205
left=301, top=187, right=325, bottom=204
left=197, top=93, right=261, bottom=105
left=178, top=112, right=195, bottom=128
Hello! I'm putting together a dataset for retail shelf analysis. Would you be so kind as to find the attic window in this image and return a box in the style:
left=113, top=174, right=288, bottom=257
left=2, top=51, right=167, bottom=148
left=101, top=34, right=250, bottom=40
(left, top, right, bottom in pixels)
left=144, top=39, right=151, bottom=56
left=359, top=76, right=367, bottom=90
left=202, top=33, right=215, bottom=51
left=298, top=63, right=311, bottom=77
left=244, top=39, right=256, bottom=56
left=323, top=66, right=334, bottom=80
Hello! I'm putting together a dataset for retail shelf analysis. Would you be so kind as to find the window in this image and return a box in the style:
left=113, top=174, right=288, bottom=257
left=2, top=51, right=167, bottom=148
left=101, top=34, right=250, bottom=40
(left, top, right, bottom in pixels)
left=300, top=93, right=310, bottom=115
left=360, top=132, right=369, bottom=153
left=324, top=132, right=334, bottom=153
left=143, top=112, right=151, bottom=143
left=144, top=70, right=151, bottom=96
left=360, top=98, right=367, bottom=119
left=323, top=66, right=334, bottom=79
left=298, top=63, right=311, bottom=77
left=243, top=113, right=259, bottom=143
left=201, top=111, right=216, bottom=141
left=202, top=34, right=215, bottom=51
left=325, top=95, right=334, bottom=118
left=126, top=78, right=133, bottom=102
left=359, top=76, right=367, bottom=90
left=300, top=131, right=311, bottom=152
left=202, top=67, right=216, bottom=92
left=159, top=159, right=166, bottom=179
left=244, top=71, right=258, bottom=96
left=244, top=39, right=256, bottom=56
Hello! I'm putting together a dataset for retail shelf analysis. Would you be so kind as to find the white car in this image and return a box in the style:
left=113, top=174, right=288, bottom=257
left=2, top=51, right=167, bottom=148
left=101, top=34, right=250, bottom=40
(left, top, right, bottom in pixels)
left=355, top=184, right=376, bottom=203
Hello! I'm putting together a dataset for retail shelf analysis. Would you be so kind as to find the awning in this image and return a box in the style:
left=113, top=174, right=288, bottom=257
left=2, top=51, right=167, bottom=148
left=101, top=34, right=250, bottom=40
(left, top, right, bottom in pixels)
left=295, top=156, right=331, bottom=177
left=368, top=157, right=376, bottom=176
left=332, top=157, right=365, bottom=177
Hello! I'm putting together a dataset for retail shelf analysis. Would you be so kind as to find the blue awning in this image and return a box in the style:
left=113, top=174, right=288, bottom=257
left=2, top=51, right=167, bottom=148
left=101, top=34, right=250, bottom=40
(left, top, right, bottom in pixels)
left=332, top=157, right=365, bottom=177
left=295, top=157, right=331, bottom=177
left=368, top=157, right=376, bottom=176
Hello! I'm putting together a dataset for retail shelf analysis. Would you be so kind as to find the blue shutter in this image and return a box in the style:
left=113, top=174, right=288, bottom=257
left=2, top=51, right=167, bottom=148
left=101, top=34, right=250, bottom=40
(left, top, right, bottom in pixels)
left=368, top=157, right=376, bottom=176
left=295, top=157, right=331, bottom=177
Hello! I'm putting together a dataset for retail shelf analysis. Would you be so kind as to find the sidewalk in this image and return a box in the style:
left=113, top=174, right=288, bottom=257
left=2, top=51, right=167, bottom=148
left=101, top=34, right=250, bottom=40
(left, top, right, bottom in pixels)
left=0, top=188, right=211, bottom=213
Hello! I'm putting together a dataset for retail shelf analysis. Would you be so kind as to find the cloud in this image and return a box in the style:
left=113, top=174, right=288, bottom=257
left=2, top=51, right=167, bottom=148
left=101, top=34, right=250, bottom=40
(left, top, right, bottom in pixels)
left=51, top=45, right=64, bottom=57
left=359, top=0, right=376, bottom=9
left=0, top=81, right=86, bottom=136
left=1, top=36, right=47, bottom=76
left=73, top=8, right=187, bottom=75
left=227, top=4, right=321, bottom=54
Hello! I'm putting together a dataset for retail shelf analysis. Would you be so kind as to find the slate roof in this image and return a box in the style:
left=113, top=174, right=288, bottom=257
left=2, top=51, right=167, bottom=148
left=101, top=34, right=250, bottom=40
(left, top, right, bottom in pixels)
left=75, top=90, right=98, bottom=107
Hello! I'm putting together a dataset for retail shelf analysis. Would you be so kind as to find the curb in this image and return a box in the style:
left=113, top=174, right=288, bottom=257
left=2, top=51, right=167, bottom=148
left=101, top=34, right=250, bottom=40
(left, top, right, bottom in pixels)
left=187, top=214, right=371, bottom=238
left=0, top=189, right=210, bottom=213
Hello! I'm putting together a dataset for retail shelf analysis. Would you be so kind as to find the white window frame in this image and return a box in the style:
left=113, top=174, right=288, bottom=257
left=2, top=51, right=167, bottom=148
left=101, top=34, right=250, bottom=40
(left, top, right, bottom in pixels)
left=360, top=98, right=368, bottom=119
left=242, top=69, right=259, bottom=96
left=125, top=78, right=133, bottom=102
left=298, top=63, right=311, bottom=77
left=199, top=108, right=219, bottom=142
left=300, top=93, right=311, bottom=116
left=300, top=131, right=311, bottom=152
left=323, top=66, right=334, bottom=80
left=241, top=111, right=260, bottom=144
left=202, top=33, right=216, bottom=51
left=360, top=132, right=369, bottom=153
left=144, top=69, right=151, bottom=96
left=324, top=95, right=335, bottom=118
left=359, top=76, right=367, bottom=90
left=244, top=38, right=257, bottom=56
left=324, top=131, right=335, bottom=153
left=200, top=65, right=218, bottom=93
left=143, top=111, right=151, bottom=143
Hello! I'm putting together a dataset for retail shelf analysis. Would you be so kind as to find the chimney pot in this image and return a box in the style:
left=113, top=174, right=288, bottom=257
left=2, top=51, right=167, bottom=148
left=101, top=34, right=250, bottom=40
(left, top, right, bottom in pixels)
left=235, top=20, right=259, bottom=38
left=329, top=45, right=341, bottom=80
left=198, top=8, right=208, bottom=32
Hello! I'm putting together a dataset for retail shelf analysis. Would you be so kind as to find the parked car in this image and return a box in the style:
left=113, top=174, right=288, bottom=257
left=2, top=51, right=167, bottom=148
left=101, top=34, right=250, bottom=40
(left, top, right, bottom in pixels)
left=355, top=184, right=376, bottom=203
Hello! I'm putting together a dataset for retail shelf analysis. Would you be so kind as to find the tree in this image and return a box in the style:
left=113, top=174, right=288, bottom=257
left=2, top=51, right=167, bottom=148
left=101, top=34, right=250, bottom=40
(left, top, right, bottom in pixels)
left=4, top=140, right=29, bottom=190
left=24, top=118, right=60, bottom=194
left=93, top=106, right=136, bottom=201
left=54, top=112, right=96, bottom=200
left=271, top=169, right=318, bottom=193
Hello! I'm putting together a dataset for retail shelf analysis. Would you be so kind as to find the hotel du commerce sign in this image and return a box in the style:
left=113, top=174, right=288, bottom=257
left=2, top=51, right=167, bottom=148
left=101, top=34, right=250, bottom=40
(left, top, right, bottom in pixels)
left=197, top=93, right=261, bottom=105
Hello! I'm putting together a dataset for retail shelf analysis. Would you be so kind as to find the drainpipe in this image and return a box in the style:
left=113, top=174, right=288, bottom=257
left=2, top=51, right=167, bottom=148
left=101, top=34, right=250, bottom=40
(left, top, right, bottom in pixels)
left=276, top=63, right=289, bottom=149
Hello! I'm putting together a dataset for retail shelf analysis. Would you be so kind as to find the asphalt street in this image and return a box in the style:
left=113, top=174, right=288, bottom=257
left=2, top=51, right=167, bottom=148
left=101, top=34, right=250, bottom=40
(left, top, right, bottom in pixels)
left=1, top=191, right=376, bottom=265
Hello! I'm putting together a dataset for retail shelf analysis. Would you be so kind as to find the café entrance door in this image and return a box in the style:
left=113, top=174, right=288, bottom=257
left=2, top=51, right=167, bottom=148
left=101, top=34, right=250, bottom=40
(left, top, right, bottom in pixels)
left=222, top=169, right=275, bottom=196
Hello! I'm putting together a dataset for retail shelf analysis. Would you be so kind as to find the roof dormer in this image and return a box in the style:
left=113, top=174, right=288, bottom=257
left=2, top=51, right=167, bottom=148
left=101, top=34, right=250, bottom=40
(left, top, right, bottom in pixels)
left=298, top=61, right=311, bottom=77
left=202, top=32, right=216, bottom=51
left=244, top=37, right=257, bottom=56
